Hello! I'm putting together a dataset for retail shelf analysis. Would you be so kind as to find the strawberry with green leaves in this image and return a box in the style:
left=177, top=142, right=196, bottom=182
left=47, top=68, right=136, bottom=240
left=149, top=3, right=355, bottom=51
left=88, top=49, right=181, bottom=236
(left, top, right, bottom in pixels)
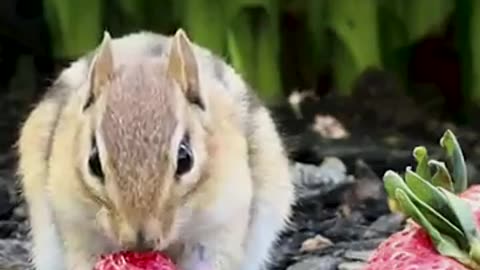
left=365, top=130, right=480, bottom=270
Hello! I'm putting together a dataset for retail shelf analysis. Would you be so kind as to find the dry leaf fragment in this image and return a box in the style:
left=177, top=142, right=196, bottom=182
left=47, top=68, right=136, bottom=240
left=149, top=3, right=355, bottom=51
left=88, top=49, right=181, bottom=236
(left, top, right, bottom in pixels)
left=311, top=114, right=350, bottom=139
left=300, top=234, right=334, bottom=252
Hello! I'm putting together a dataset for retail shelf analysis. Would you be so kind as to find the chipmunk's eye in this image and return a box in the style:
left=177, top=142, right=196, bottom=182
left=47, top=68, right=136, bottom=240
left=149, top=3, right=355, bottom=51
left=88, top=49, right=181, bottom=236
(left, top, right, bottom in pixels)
left=89, top=138, right=105, bottom=182
left=175, top=135, right=193, bottom=177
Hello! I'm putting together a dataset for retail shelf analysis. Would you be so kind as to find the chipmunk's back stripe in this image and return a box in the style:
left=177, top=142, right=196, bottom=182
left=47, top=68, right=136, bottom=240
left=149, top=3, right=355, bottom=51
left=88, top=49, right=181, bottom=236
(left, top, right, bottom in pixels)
left=42, top=80, right=72, bottom=164
left=44, top=53, right=94, bottom=167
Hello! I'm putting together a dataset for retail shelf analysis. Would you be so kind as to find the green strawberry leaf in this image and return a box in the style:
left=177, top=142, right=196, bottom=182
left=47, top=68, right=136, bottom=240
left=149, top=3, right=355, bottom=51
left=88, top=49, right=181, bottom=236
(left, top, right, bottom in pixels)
left=384, top=171, right=464, bottom=242
left=382, top=129, right=480, bottom=269
left=404, top=168, right=467, bottom=248
left=383, top=170, right=403, bottom=201
left=470, top=237, right=480, bottom=267
left=395, top=188, right=475, bottom=267
left=440, top=187, right=480, bottom=265
left=440, top=129, right=468, bottom=193
left=413, top=146, right=432, bottom=181
left=429, top=160, right=455, bottom=192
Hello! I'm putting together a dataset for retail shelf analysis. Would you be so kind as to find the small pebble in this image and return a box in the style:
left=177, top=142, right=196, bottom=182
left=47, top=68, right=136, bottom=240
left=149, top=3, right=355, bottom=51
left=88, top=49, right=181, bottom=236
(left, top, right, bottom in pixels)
left=12, top=204, right=27, bottom=221
left=363, top=213, right=405, bottom=239
left=299, top=234, right=333, bottom=253
left=0, top=239, right=31, bottom=270
left=338, top=261, right=367, bottom=270
left=287, top=256, right=340, bottom=270
left=343, top=250, right=374, bottom=261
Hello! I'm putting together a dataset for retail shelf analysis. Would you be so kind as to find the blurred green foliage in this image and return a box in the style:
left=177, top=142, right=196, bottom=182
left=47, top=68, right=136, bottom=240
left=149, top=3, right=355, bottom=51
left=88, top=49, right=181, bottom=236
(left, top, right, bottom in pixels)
left=42, top=0, right=478, bottom=107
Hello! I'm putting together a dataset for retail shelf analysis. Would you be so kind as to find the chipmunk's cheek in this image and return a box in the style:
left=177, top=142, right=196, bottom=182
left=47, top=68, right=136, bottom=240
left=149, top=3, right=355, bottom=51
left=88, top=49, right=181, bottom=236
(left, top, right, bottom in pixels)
left=96, top=207, right=119, bottom=245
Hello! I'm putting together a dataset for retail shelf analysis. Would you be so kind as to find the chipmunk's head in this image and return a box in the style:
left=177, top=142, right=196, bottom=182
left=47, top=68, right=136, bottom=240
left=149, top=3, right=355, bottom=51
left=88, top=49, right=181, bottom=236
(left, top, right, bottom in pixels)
left=75, top=29, right=210, bottom=251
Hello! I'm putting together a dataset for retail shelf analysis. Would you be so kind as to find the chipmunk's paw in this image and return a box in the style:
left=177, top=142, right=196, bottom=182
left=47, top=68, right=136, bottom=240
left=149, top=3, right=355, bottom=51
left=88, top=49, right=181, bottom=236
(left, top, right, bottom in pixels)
left=179, top=244, right=216, bottom=270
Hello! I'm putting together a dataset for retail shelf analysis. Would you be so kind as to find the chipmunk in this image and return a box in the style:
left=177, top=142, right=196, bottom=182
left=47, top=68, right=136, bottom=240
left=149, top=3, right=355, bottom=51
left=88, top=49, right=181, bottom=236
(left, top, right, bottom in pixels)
left=16, top=28, right=295, bottom=270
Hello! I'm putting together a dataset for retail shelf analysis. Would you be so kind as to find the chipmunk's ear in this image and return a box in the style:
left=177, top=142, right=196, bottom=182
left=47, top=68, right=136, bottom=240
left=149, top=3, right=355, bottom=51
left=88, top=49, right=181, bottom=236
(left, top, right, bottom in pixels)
left=167, top=28, right=204, bottom=110
left=83, top=31, right=114, bottom=110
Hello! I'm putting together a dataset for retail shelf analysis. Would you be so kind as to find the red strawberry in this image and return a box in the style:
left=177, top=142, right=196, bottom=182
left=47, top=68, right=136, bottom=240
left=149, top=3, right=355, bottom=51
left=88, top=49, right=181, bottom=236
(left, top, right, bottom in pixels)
left=93, top=251, right=177, bottom=270
left=365, top=186, right=480, bottom=270
left=365, top=130, right=480, bottom=270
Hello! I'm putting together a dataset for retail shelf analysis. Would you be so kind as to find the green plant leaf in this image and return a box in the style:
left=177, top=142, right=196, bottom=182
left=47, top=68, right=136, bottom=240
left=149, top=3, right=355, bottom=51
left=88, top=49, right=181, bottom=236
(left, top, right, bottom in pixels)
left=306, top=0, right=330, bottom=71
left=384, top=170, right=464, bottom=241
left=405, top=168, right=466, bottom=247
left=405, top=168, right=455, bottom=219
left=383, top=129, right=480, bottom=269
left=429, top=160, right=455, bottom=193
left=255, top=15, right=282, bottom=104
left=223, top=0, right=281, bottom=103
left=327, top=0, right=382, bottom=95
left=376, top=0, right=409, bottom=51
left=407, top=0, right=453, bottom=43
left=413, top=146, right=432, bottom=181
left=381, top=0, right=453, bottom=43
left=43, top=0, right=103, bottom=59
left=395, top=188, right=476, bottom=268
left=227, top=10, right=256, bottom=88
left=440, top=129, right=468, bottom=193
left=331, top=39, right=359, bottom=95
left=440, top=188, right=480, bottom=263
left=116, top=0, right=147, bottom=27
left=181, top=0, right=226, bottom=56
left=383, top=170, right=403, bottom=202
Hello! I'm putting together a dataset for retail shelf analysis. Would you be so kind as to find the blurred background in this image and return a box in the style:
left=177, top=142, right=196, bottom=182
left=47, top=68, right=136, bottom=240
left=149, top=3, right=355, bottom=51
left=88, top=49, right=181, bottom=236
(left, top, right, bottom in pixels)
left=1, top=0, right=479, bottom=168
left=0, top=1, right=480, bottom=269
left=0, top=0, right=473, bottom=109
left=0, top=0, right=480, bottom=170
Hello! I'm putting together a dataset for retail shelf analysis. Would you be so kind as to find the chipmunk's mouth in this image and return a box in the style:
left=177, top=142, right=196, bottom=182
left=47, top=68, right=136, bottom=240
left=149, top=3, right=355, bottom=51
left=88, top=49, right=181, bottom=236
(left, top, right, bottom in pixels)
left=100, top=214, right=176, bottom=253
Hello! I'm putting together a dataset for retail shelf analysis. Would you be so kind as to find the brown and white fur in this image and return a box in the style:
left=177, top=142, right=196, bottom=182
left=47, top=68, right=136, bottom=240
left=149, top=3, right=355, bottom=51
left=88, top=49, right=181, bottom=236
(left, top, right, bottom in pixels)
left=17, top=29, right=294, bottom=270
